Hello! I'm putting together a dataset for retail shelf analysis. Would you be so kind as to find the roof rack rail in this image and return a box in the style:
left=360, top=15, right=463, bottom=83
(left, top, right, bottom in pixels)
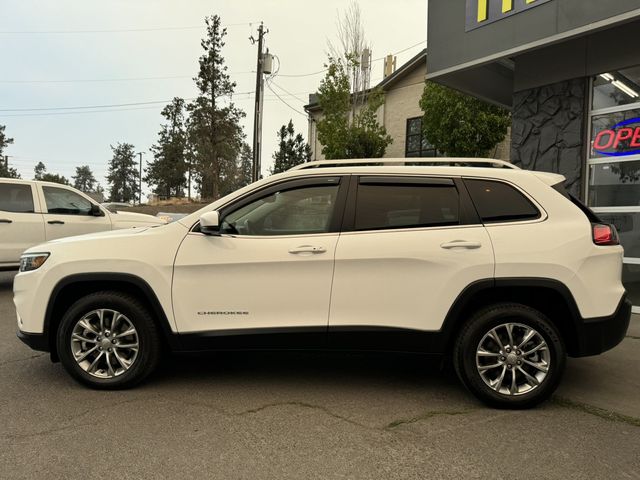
left=289, top=158, right=520, bottom=171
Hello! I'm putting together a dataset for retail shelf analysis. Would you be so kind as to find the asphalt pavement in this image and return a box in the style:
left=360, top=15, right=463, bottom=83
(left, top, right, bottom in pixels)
left=1, top=271, right=638, bottom=480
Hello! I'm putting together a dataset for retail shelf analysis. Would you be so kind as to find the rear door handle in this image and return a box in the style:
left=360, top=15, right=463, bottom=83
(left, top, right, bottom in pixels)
left=288, top=245, right=327, bottom=255
left=440, top=240, right=482, bottom=249
left=0, top=219, right=12, bottom=224
left=47, top=220, right=65, bottom=225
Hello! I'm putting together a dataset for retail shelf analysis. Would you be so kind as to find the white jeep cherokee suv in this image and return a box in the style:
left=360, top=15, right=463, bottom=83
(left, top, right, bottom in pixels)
left=14, top=159, right=631, bottom=408
left=0, top=178, right=165, bottom=270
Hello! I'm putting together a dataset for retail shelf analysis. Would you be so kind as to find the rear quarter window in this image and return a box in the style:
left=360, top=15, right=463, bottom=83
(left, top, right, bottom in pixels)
left=464, top=179, right=540, bottom=223
left=0, top=183, right=35, bottom=213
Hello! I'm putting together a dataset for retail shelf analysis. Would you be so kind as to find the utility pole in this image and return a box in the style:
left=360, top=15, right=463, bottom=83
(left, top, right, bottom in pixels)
left=137, top=152, right=145, bottom=205
left=250, top=22, right=267, bottom=182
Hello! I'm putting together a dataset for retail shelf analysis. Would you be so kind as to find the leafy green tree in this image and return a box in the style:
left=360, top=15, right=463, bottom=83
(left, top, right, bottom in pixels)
left=33, top=162, right=69, bottom=184
left=145, top=97, right=188, bottom=198
left=270, top=120, right=311, bottom=174
left=186, top=15, right=246, bottom=200
left=0, top=125, right=19, bottom=178
left=72, top=165, right=97, bottom=192
left=106, top=143, right=139, bottom=203
left=419, top=82, right=510, bottom=157
left=316, top=57, right=392, bottom=159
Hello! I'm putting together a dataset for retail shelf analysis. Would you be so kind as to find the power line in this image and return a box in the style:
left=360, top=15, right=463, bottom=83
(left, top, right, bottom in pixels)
left=0, top=90, right=308, bottom=117
left=277, top=40, right=426, bottom=78
left=0, top=22, right=259, bottom=34
left=0, top=72, right=255, bottom=84
left=269, top=80, right=307, bottom=103
left=266, top=81, right=307, bottom=117
left=0, top=93, right=267, bottom=112
left=0, top=99, right=195, bottom=112
left=0, top=40, right=426, bottom=85
left=0, top=105, right=168, bottom=118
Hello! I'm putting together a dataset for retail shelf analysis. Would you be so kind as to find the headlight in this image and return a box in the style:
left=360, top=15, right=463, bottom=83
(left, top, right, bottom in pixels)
left=19, top=253, right=50, bottom=272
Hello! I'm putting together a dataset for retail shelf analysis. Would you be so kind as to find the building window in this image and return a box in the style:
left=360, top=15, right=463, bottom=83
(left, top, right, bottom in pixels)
left=405, top=117, right=440, bottom=157
left=588, top=66, right=640, bottom=309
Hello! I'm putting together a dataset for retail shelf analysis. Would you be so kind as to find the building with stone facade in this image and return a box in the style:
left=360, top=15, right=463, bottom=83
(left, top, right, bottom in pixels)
left=304, top=49, right=511, bottom=162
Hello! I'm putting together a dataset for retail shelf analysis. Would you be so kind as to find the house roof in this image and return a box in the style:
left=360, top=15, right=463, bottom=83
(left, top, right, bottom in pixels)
left=304, top=48, right=427, bottom=112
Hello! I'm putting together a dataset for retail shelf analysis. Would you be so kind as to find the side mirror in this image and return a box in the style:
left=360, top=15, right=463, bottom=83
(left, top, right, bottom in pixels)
left=90, top=204, right=105, bottom=217
left=200, top=211, right=221, bottom=236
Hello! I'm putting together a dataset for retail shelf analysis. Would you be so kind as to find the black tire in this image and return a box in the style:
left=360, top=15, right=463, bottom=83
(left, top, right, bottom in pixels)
left=56, top=291, right=161, bottom=389
left=453, top=303, right=566, bottom=409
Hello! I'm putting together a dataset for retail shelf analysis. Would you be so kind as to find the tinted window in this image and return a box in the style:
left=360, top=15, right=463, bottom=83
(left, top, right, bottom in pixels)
left=355, top=182, right=459, bottom=231
left=405, top=117, right=441, bottom=158
left=221, top=184, right=339, bottom=236
left=465, top=179, right=540, bottom=223
left=0, top=183, right=34, bottom=213
left=43, top=186, right=93, bottom=215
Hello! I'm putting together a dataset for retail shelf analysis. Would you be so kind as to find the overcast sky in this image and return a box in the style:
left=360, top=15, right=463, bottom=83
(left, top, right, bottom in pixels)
left=0, top=0, right=426, bottom=198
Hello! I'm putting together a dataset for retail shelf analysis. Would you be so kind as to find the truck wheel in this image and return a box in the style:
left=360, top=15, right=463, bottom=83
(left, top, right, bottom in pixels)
left=453, top=303, right=566, bottom=409
left=56, top=291, right=161, bottom=389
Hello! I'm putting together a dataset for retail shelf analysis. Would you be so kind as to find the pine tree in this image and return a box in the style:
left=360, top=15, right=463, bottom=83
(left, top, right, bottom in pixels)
left=186, top=15, right=246, bottom=200
left=271, top=120, right=311, bottom=174
left=72, top=165, right=97, bottom=192
left=33, top=162, right=69, bottom=185
left=106, top=143, right=139, bottom=203
left=145, top=97, right=188, bottom=198
left=34, top=162, right=46, bottom=180
left=0, top=124, right=19, bottom=179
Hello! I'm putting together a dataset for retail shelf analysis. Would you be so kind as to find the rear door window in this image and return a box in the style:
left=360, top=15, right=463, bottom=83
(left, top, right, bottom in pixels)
left=354, top=178, right=460, bottom=231
left=0, top=183, right=35, bottom=213
left=464, top=179, right=540, bottom=223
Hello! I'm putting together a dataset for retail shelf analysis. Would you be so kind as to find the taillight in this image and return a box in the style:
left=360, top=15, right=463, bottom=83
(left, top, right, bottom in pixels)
left=592, top=223, right=619, bottom=246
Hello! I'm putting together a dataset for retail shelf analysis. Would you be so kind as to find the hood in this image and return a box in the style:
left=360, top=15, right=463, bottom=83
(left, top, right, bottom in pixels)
left=112, top=210, right=166, bottom=224
left=41, top=226, right=152, bottom=246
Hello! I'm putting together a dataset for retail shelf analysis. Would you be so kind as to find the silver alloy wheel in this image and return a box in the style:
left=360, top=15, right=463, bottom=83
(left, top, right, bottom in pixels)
left=70, top=309, right=139, bottom=379
left=475, top=322, right=550, bottom=396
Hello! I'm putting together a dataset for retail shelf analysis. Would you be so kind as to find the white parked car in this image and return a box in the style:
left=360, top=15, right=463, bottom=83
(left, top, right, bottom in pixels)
left=14, top=159, right=631, bottom=408
left=0, top=178, right=165, bottom=270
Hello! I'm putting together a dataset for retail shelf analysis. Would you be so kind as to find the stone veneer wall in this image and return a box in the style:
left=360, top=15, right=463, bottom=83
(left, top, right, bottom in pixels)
left=510, top=78, right=587, bottom=197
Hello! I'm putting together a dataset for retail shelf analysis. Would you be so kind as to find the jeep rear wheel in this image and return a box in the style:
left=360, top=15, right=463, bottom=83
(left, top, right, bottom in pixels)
left=57, top=291, right=161, bottom=389
left=454, top=303, right=566, bottom=409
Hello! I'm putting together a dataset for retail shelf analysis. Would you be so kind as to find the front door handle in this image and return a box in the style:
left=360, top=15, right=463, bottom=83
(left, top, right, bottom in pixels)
left=288, top=245, right=327, bottom=255
left=47, top=220, right=65, bottom=225
left=0, top=219, right=12, bottom=224
left=440, top=240, right=482, bottom=249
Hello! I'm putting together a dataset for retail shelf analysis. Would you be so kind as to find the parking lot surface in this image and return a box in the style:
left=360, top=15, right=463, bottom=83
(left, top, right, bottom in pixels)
left=1, top=271, right=639, bottom=479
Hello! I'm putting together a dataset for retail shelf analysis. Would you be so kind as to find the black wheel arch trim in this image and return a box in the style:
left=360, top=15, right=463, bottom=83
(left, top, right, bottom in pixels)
left=43, top=273, right=181, bottom=359
left=439, top=277, right=628, bottom=357
left=40, top=274, right=627, bottom=359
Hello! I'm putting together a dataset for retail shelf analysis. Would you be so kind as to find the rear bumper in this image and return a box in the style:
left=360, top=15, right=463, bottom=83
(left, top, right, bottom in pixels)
left=16, top=330, right=49, bottom=352
left=573, top=294, right=631, bottom=357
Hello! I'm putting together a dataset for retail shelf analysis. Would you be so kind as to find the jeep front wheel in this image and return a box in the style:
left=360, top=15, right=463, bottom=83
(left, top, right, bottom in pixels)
left=56, top=291, right=161, bottom=389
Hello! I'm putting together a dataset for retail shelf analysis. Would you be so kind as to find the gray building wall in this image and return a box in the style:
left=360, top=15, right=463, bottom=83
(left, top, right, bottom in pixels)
left=428, top=0, right=640, bottom=78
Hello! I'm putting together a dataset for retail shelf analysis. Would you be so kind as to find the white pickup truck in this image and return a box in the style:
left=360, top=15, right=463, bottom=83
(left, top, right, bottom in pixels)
left=0, top=178, right=165, bottom=270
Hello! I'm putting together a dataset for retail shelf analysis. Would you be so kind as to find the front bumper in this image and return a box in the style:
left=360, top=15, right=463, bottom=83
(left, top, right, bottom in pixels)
left=574, top=294, right=632, bottom=357
left=16, top=330, right=49, bottom=352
